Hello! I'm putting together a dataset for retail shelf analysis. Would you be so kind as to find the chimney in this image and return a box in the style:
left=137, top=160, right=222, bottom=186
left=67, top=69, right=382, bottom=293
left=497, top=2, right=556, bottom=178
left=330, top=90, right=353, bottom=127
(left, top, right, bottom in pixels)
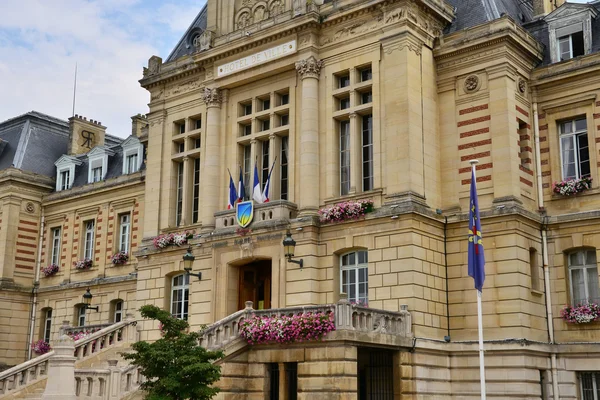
left=131, top=114, right=149, bottom=138
left=533, top=0, right=562, bottom=17
left=67, top=114, right=106, bottom=155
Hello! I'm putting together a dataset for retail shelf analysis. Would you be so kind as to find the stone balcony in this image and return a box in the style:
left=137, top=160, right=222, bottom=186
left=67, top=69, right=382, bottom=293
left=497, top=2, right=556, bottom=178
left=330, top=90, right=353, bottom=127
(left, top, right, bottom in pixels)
left=214, top=199, right=298, bottom=230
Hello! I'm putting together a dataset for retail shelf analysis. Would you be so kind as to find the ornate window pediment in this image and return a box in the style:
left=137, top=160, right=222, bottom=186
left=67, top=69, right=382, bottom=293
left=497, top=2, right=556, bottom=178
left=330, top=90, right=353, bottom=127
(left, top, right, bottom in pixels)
left=87, top=146, right=115, bottom=184
left=120, top=136, right=143, bottom=175
left=545, top=4, right=598, bottom=63
left=54, top=155, right=82, bottom=191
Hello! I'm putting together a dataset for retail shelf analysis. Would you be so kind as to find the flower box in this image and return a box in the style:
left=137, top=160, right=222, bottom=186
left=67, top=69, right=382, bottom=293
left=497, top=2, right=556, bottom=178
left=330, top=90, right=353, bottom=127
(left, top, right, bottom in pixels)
left=561, top=303, right=600, bottom=324
left=42, top=264, right=59, bottom=277
left=111, top=251, right=129, bottom=265
left=318, top=199, right=374, bottom=224
left=152, top=231, right=194, bottom=249
left=239, top=312, right=335, bottom=345
left=553, top=177, right=592, bottom=196
left=74, top=258, right=93, bottom=270
left=32, top=339, right=51, bottom=355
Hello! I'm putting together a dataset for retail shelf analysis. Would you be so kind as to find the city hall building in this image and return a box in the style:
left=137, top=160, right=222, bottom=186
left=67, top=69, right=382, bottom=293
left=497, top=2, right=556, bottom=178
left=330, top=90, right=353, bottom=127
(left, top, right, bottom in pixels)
left=1, top=0, right=600, bottom=398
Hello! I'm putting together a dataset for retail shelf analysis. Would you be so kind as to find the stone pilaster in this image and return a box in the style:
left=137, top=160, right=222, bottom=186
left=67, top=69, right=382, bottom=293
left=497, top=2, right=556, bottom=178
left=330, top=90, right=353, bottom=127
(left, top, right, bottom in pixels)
left=200, top=88, right=222, bottom=231
left=142, top=110, right=166, bottom=239
left=295, top=56, right=324, bottom=215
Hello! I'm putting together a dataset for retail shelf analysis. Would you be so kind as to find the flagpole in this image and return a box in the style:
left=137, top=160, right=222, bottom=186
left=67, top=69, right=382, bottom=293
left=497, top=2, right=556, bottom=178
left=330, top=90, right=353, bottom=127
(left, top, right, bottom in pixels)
left=470, top=159, right=486, bottom=400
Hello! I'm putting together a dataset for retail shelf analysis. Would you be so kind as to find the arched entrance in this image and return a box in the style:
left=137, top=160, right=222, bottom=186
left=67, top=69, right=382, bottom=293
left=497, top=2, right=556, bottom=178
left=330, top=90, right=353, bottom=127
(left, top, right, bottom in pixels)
left=237, top=259, right=272, bottom=310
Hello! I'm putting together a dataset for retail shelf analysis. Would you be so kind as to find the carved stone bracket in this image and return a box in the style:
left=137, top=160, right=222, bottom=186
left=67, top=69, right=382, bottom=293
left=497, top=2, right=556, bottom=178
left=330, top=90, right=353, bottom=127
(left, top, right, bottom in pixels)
left=193, top=31, right=214, bottom=52
left=295, top=56, right=324, bottom=80
left=202, top=88, right=222, bottom=108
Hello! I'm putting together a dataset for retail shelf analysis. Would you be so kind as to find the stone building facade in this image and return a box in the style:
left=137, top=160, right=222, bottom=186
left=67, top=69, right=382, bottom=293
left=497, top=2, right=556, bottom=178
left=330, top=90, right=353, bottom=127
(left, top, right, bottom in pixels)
left=2, top=0, right=600, bottom=398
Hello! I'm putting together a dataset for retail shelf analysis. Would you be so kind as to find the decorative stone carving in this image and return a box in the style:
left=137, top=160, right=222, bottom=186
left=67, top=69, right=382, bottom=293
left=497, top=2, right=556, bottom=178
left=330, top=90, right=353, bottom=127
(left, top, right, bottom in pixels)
left=193, top=31, right=214, bottom=52
left=254, top=5, right=267, bottom=22
left=25, top=202, right=35, bottom=214
left=292, top=0, right=306, bottom=17
left=295, top=56, right=324, bottom=80
left=143, top=56, right=162, bottom=77
left=270, top=0, right=285, bottom=17
left=518, top=78, right=527, bottom=94
left=237, top=11, right=253, bottom=29
left=464, top=75, right=480, bottom=93
left=202, top=88, right=222, bottom=107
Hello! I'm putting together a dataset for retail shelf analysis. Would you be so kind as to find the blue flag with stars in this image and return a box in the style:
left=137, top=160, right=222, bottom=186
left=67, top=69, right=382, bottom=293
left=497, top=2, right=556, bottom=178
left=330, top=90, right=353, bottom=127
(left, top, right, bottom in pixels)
left=468, top=168, right=485, bottom=292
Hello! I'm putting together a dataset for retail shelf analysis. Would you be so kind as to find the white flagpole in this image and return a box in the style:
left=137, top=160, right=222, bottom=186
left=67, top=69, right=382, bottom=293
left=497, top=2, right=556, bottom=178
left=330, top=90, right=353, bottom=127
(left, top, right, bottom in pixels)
left=470, top=159, right=486, bottom=400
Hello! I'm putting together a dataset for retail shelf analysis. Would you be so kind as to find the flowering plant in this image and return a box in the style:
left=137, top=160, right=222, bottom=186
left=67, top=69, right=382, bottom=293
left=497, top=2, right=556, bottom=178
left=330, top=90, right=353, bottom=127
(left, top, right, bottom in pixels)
left=173, top=231, right=194, bottom=246
left=111, top=251, right=129, bottom=265
left=318, top=199, right=374, bottom=224
left=561, top=303, right=600, bottom=324
left=553, top=177, right=592, bottom=196
left=73, top=258, right=93, bottom=270
left=42, top=264, right=59, bottom=277
left=153, top=231, right=194, bottom=249
left=239, top=312, right=335, bottom=345
left=67, top=328, right=101, bottom=342
left=32, top=339, right=51, bottom=355
left=350, top=299, right=369, bottom=307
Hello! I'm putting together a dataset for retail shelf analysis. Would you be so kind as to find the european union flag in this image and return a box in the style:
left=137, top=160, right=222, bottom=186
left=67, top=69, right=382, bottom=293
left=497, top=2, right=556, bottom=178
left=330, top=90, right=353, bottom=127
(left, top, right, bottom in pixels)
left=468, top=168, right=485, bottom=292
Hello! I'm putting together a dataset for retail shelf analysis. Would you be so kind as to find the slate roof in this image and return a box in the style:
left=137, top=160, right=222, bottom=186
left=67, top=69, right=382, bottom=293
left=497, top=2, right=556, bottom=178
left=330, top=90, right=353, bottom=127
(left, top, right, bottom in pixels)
left=444, top=0, right=533, bottom=34
left=165, top=5, right=208, bottom=62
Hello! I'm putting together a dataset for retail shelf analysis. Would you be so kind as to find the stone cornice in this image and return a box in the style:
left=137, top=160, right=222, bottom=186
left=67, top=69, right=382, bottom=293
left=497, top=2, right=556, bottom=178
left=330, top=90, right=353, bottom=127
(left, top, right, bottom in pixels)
left=0, top=168, right=55, bottom=190
left=531, top=51, right=600, bottom=84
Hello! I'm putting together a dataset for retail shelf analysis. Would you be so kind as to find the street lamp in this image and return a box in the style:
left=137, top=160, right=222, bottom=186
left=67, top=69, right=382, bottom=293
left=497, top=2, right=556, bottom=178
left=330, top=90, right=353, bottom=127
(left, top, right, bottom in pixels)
left=82, top=288, right=99, bottom=312
left=183, top=246, right=202, bottom=280
left=283, top=230, right=303, bottom=268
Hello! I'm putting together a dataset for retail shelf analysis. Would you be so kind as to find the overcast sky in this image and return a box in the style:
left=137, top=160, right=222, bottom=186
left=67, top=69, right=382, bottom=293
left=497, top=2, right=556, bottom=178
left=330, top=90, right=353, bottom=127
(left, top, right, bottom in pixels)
left=0, top=0, right=206, bottom=137
left=0, top=0, right=593, bottom=137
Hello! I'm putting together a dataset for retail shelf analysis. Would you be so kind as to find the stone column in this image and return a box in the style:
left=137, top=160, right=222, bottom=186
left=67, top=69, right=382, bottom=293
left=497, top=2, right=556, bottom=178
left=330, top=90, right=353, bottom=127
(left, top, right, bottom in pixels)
left=295, top=56, right=324, bottom=215
left=200, top=88, right=222, bottom=231
left=42, top=335, right=76, bottom=400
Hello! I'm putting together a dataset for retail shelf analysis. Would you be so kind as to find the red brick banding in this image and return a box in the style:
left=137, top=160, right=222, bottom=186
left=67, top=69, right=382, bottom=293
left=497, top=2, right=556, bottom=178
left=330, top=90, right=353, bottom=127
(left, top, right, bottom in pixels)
left=16, top=249, right=35, bottom=255
left=519, top=166, right=533, bottom=176
left=520, top=177, right=533, bottom=187
left=458, top=115, right=491, bottom=127
left=16, top=265, right=33, bottom=270
left=542, top=171, right=551, bottom=177
left=460, top=127, right=489, bottom=138
left=539, top=136, right=547, bottom=142
left=594, top=113, right=600, bottom=119
left=458, top=139, right=492, bottom=150
left=17, top=242, right=37, bottom=248
left=19, top=220, right=37, bottom=226
left=539, top=124, right=548, bottom=131
left=458, top=163, right=493, bottom=174
left=461, top=151, right=490, bottom=162
left=516, top=106, right=530, bottom=117
left=541, top=159, right=549, bottom=165
left=538, top=113, right=546, bottom=119
left=520, top=134, right=531, bottom=141
left=15, top=256, right=35, bottom=263
left=20, top=227, right=37, bottom=234
left=459, top=104, right=488, bottom=115
left=18, top=234, right=36, bottom=240
left=461, top=175, right=491, bottom=185
left=540, top=148, right=549, bottom=153
left=543, top=183, right=550, bottom=188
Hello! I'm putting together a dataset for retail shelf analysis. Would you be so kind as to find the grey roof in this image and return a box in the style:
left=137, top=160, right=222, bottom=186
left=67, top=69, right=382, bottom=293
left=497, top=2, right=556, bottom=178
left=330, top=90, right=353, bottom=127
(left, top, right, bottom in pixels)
left=445, top=0, right=533, bottom=34
left=0, top=111, right=69, bottom=177
left=165, top=6, right=208, bottom=62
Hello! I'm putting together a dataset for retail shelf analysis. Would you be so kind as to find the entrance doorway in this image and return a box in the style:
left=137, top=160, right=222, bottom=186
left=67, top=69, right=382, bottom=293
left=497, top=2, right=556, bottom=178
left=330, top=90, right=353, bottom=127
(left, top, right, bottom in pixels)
left=358, top=348, right=395, bottom=400
left=238, top=260, right=271, bottom=310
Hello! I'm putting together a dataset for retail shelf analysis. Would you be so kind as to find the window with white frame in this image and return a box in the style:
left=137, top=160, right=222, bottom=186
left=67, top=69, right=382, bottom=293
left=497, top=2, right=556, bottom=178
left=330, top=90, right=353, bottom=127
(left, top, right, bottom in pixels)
left=51, top=227, right=61, bottom=266
left=568, top=249, right=599, bottom=305
left=43, top=309, right=52, bottom=343
left=126, top=153, right=138, bottom=174
left=114, top=301, right=124, bottom=323
left=121, top=137, right=143, bottom=175
left=83, top=220, right=95, bottom=260
left=192, top=158, right=200, bottom=224
left=362, top=114, right=374, bottom=191
left=340, top=120, right=351, bottom=196
left=91, top=166, right=103, bottom=183
left=559, top=118, right=590, bottom=181
left=55, top=155, right=81, bottom=192
left=77, top=305, right=86, bottom=327
left=340, top=251, right=368, bottom=305
left=280, top=136, right=289, bottom=200
left=171, top=274, right=190, bottom=320
left=175, top=162, right=184, bottom=226
left=87, top=148, right=112, bottom=184
left=59, top=169, right=71, bottom=191
left=579, top=372, right=600, bottom=400
left=119, top=214, right=130, bottom=253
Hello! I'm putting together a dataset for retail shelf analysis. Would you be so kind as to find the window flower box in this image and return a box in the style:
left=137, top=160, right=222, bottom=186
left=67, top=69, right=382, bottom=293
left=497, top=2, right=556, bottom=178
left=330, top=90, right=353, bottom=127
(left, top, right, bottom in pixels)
left=152, top=231, right=194, bottom=249
left=42, top=263, right=59, bottom=277
left=560, top=303, right=600, bottom=324
left=74, top=258, right=93, bottom=270
left=318, top=199, right=374, bottom=224
left=553, top=177, right=592, bottom=196
left=111, top=251, right=129, bottom=265
left=32, top=339, right=51, bottom=355
left=239, top=312, right=335, bottom=345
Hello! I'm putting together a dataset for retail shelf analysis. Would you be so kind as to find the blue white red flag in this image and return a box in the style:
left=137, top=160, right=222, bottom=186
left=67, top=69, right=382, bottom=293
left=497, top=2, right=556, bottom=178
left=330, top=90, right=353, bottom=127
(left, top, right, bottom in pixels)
left=227, top=170, right=237, bottom=210
left=261, top=160, right=276, bottom=203
left=252, top=163, right=263, bottom=203
left=468, top=168, right=485, bottom=292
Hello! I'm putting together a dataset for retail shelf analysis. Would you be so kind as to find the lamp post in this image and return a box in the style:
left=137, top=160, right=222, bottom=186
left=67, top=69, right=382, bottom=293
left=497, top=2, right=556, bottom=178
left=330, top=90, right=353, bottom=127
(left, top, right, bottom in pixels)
left=283, top=230, right=303, bottom=268
left=82, top=288, right=99, bottom=312
left=183, top=246, right=202, bottom=280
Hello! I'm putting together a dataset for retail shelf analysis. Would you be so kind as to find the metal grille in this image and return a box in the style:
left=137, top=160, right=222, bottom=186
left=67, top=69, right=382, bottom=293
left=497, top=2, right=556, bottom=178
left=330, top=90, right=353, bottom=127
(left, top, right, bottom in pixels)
left=358, top=349, right=394, bottom=400
left=269, top=363, right=279, bottom=400
left=286, top=363, right=298, bottom=400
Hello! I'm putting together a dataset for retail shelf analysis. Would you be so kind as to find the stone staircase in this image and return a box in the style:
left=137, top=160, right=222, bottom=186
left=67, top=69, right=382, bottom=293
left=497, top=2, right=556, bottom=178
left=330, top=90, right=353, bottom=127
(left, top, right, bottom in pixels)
left=0, top=315, right=141, bottom=400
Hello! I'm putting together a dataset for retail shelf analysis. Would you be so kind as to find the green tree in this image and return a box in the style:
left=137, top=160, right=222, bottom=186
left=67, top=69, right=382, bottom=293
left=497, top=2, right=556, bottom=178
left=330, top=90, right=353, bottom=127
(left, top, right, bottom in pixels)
left=123, top=305, right=223, bottom=400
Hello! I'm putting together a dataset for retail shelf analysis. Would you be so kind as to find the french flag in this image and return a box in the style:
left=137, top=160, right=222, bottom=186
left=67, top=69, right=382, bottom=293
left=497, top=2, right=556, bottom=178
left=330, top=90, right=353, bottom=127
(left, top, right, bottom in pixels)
left=227, top=171, right=237, bottom=209
left=261, top=162, right=275, bottom=203
left=252, top=162, right=263, bottom=203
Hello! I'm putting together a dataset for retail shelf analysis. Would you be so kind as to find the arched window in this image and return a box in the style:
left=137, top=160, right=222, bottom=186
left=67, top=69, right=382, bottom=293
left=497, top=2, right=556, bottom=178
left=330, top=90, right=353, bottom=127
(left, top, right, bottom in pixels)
left=568, top=249, right=599, bottom=305
left=171, top=274, right=190, bottom=320
left=340, top=250, right=368, bottom=305
left=42, top=308, right=53, bottom=343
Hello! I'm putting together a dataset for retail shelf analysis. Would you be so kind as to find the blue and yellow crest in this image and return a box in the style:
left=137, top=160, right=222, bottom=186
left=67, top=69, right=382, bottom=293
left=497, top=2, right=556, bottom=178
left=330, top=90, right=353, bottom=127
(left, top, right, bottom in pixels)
left=236, top=200, right=254, bottom=228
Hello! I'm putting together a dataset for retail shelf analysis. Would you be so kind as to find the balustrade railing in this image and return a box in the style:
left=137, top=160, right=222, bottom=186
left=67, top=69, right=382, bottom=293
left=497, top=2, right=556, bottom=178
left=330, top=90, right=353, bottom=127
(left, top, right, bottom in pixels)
left=199, top=298, right=412, bottom=351
left=0, top=314, right=138, bottom=398
left=74, top=363, right=141, bottom=400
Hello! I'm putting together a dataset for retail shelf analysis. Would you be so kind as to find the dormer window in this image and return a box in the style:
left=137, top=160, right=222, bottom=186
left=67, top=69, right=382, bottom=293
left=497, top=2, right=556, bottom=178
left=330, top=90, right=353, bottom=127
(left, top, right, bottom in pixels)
left=87, top=147, right=114, bottom=184
left=121, top=136, right=143, bottom=175
left=558, top=29, right=584, bottom=61
left=91, top=166, right=103, bottom=183
left=126, top=153, right=138, bottom=174
left=546, top=4, right=597, bottom=63
left=54, top=154, right=82, bottom=192
left=59, top=170, right=71, bottom=190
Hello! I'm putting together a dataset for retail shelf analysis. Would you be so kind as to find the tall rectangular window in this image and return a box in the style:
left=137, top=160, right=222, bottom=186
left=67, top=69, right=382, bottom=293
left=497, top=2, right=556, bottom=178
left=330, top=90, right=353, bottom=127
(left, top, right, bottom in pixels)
left=341, top=251, right=368, bottom=305
left=280, top=136, right=289, bottom=201
left=560, top=118, right=590, bottom=180
left=171, top=274, right=190, bottom=320
left=91, top=167, right=102, bottom=183
left=78, top=306, right=86, bottom=327
left=340, top=120, right=351, bottom=196
left=119, top=214, right=130, bottom=253
left=60, top=170, right=70, bottom=191
left=261, top=141, right=270, bottom=191
left=43, top=309, right=52, bottom=343
left=176, top=162, right=184, bottom=226
left=362, top=114, right=374, bottom=191
left=83, top=220, right=95, bottom=260
left=568, top=249, right=599, bottom=305
left=579, top=372, right=600, bottom=400
left=192, top=158, right=200, bottom=224
left=51, top=227, right=61, bottom=265
left=114, top=301, right=123, bottom=323
left=126, top=153, right=138, bottom=174
left=243, top=145, right=251, bottom=200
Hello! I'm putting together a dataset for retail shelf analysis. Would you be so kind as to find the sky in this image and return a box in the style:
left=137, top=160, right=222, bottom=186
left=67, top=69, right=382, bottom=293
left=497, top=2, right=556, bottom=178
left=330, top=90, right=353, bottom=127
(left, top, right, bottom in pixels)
left=0, top=0, right=206, bottom=138
left=0, top=0, right=593, bottom=138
